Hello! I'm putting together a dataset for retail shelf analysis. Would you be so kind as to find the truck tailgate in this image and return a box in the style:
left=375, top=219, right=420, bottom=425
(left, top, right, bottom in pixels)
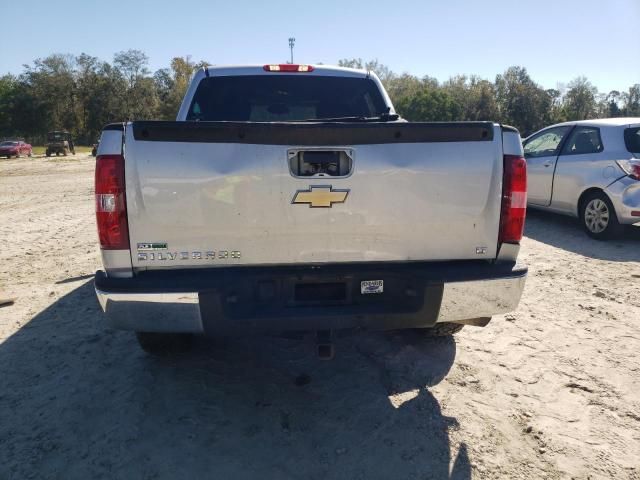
left=124, top=121, right=503, bottom=269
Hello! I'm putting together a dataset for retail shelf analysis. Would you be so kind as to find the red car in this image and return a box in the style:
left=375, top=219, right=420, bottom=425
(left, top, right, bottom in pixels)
left=0, top=140, right=33, bottom=158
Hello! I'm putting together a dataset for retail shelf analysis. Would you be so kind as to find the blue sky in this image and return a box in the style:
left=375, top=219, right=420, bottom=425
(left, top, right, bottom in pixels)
left=1, top=0, right=638, bottom=93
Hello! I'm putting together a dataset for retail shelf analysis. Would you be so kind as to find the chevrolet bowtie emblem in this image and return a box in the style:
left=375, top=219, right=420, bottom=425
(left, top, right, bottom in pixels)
left=292, top=185, right=349, bottom=208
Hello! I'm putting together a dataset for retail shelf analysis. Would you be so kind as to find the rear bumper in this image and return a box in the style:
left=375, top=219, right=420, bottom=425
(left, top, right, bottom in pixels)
left=606, top=176, right=640, bottom=224
left=95, top=261, right=527, bottom=334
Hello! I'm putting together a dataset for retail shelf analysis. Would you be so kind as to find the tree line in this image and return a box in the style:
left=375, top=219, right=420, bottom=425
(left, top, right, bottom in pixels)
left=1, top=50, right=638, bottom=145
left=339, top=59, right=639, bottom=136
left=0, top=50, right=207, bottom=145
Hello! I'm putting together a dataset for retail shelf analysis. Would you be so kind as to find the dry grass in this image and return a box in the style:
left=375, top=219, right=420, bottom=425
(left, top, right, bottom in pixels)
left=31, top=145, right=93, bottom=155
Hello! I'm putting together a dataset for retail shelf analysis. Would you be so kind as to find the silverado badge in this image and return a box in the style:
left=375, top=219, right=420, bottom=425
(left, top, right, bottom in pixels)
left=292, top=185, right=349, bottom=208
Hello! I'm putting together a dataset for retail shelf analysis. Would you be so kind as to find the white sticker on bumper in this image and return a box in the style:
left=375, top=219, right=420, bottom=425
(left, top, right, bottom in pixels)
left=361, top=280, right=384, bottom=294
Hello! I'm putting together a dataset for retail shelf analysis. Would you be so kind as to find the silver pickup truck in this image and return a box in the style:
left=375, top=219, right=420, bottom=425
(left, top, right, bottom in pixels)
left=94, top=64, right=528, bottom=355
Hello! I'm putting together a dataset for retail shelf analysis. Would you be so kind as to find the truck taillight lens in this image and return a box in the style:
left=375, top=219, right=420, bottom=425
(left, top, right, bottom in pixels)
left=499, top=155, right=527, bottom=244
left=95, top=154, right=129, bottom=250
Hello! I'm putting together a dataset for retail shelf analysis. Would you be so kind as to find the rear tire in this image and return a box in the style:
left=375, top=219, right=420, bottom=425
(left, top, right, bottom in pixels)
left=417, top=322, right=464, bottom=337
left=46, top=150, right=51, bottom=157
left=135, top=332, right=194, bottom=356
left=580, top=191, right=623, bottom=240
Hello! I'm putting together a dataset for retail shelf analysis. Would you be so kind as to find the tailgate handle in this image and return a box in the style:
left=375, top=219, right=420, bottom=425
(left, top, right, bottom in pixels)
left=288, top=149, right=354, bottom=178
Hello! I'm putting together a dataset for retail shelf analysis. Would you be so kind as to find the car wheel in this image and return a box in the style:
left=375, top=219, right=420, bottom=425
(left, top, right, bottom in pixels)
left=28, top=150, right=32, bottom=157
left=580, top=192, right=623, bottom=240
left=135, top=332, right=194, bottom=355
left=415, top=322, right=464, bottom=337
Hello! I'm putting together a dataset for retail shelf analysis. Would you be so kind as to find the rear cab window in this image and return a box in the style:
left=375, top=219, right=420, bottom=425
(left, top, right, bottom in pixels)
left=624, top=127, right=640, bottom=157
left=187, top=75, right=388, bottom=122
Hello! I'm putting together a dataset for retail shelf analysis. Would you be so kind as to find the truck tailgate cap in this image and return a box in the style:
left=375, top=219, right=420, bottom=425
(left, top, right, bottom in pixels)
left=130, top=121, right=495, bottom=145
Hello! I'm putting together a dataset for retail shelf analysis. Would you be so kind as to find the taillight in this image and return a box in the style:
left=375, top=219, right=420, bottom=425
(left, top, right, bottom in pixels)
left=499, top=155, right=527, bottom=244
left=616, top=159, right=640, bottom=180
left=95, top=154, right=129, bottom=250
left=263, top=64, right=314, bottom=72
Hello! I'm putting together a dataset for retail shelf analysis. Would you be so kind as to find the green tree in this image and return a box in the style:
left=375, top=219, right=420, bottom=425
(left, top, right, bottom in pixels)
left=155, top=56, right=209, bottom=120
left=82, top=63, right=128, bottom=141
left=22, top=54, right=79, bottom=135
left=564, top=77, right=598, bottom=120
left=442, top=75, right=499, bottom=121
left=623, top=84, right=640, bottom=116
left=495, top=66, right=552, bottom=135
left=395, top=87, right=462, bottom=121
left=384, top=73, right=432, bottom=104
left=75, top=53, right=104, bottom=143
left=113, top=49, right=157, bottom=120
left=604, top=90, right=622, bottom=117
left=544, top=89, right=565, bottom=123
left=0, top=75, right=18, bottom=137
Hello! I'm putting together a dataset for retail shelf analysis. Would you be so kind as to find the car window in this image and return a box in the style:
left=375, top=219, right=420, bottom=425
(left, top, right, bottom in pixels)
left=561, top=126, right=603, bottom=155
left=524, top=126, right=571, bottom=158
left=187, top=75, right=388, bottom=122
left=624, top=127, right=640, bottom=155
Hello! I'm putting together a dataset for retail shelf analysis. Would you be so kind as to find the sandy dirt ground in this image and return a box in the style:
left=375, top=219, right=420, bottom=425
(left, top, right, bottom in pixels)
left=1, top=155, right=639, bottom=480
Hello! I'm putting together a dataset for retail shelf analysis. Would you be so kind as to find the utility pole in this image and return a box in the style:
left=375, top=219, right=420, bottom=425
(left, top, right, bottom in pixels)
left=288, top=37, right=295, bottom=64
